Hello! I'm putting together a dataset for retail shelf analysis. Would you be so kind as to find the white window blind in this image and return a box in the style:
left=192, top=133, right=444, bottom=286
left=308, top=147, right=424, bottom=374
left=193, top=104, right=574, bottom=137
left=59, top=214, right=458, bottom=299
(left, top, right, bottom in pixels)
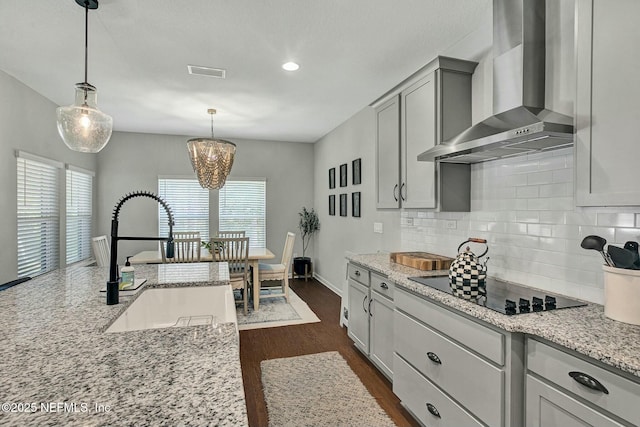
left=17, top=155, right=61, bottom=278
left=158, top=178, right=209, bottom=240
left=219, top=179, right=266, bottom=248
left=66, top=167, right=93, bottom=265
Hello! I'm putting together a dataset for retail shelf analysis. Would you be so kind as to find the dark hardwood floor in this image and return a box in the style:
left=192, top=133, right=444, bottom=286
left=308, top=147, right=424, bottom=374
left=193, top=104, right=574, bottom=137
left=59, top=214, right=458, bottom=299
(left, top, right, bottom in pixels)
left=239, top=278, right=420, bottom=427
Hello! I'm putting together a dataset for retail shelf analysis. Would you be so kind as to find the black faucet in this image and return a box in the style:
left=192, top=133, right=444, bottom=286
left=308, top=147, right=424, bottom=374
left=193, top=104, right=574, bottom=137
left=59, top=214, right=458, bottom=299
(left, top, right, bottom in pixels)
left=107, top=191, right=175, bottom=305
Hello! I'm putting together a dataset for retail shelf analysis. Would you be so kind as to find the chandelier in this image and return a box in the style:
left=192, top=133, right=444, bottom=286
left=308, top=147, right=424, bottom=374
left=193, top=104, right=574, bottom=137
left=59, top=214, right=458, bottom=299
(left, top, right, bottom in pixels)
left=187, top=109, right=236, bottom=189
left=56, top=0, right=112, bottom=153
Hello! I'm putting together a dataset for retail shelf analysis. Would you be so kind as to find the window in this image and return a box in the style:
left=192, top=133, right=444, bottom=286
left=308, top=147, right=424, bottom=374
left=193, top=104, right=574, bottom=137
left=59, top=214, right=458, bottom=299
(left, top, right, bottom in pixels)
left=158, top=178, right=209, bottom=240
left=219, top=179, right=266, bottom=248
left=16, top=152, right=62, bottom=278
left=66, top=167, right=94, bottom=265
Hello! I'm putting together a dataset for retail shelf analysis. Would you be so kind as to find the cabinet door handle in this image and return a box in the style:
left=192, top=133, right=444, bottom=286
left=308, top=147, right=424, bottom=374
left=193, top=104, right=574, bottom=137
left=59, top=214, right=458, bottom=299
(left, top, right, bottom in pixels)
left=569, top=371, right=609, bottom=394
left=368, top=298, right=373, bottom=317
left=393, top=184, right=399, bottom=202
left=354, top=270, right=361, bottom=276
left=427, top=352, right=442, bottom=365
left=400, top=182, right=406, bottom=201
left=426, top=403, right=441, bottom=418
left=362, top=295, right=368, bottom=313
left=380, top=282, right=389, bottom=290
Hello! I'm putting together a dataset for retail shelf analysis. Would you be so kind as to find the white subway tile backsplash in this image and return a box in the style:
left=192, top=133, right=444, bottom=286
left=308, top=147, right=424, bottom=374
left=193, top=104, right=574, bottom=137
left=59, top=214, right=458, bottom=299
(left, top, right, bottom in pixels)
left=398, top=149, right=640, bottom=303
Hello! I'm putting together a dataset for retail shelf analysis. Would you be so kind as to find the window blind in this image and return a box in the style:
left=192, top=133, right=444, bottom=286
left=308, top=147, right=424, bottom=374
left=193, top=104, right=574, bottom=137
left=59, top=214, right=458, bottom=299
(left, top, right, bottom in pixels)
left=17, top=156, right=60, bottom=277
left=66, top=168, right=93, bottom=265
left=158, top=178, right=209, bottom=241
left=219, top=179, right=266, bottom=248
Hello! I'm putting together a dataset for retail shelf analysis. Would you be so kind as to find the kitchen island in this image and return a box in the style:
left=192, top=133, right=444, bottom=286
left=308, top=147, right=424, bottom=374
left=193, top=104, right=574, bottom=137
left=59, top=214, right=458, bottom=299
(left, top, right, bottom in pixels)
left=348, top=253, right=640, bottom=378
left=0, top=263, right=247, bottom=426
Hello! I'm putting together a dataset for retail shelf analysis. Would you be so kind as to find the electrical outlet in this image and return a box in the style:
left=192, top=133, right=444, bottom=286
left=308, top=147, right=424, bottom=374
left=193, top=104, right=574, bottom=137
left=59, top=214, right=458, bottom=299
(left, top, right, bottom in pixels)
left=373, top=222, right=383, bottom=233
left=446, top=220, right=457, bottom=230
left=343, top=307, right=349, bottom=320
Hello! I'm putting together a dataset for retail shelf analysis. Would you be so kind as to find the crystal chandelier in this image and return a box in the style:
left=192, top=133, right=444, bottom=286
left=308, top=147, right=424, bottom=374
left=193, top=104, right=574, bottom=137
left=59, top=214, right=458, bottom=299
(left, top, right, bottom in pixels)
left=56, top=0, right=112, bottom=153
left=187, top=109, right=236, bottom=189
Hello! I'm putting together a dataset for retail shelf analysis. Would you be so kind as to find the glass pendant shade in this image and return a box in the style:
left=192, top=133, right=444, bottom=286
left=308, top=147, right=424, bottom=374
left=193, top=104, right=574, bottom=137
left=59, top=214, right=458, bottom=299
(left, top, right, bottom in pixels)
left=187, top=137, right=236, bottom=189
left=57, top=82, right=113, bottom=153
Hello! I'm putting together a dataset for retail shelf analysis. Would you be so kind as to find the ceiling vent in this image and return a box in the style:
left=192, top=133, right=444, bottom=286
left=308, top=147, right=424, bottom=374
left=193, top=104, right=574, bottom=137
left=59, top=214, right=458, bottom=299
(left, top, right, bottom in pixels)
left=187, top=65, right=226, bottom=79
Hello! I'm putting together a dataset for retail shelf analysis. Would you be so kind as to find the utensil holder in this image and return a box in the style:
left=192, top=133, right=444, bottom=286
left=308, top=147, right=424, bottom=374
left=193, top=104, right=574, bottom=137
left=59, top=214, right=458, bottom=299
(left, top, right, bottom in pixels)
left=602, top=265, right=640, bottom=325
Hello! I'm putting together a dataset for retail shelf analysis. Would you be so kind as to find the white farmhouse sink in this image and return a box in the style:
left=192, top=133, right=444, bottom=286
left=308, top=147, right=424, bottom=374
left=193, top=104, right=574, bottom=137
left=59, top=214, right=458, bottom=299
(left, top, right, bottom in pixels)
left=106, top=286, right=236, bottom=333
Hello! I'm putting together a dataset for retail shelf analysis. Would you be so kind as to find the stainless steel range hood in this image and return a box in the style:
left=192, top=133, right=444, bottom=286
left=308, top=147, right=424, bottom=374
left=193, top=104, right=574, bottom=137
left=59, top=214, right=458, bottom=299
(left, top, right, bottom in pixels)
left=418, top=0, right=574, bottom=163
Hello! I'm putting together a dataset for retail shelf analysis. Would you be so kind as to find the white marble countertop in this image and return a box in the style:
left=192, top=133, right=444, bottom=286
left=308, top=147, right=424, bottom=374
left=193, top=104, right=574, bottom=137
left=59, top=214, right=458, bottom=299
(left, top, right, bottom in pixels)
left=348, top=253, right=640, bottom=378
left=0, top=263, right=248, bottom=426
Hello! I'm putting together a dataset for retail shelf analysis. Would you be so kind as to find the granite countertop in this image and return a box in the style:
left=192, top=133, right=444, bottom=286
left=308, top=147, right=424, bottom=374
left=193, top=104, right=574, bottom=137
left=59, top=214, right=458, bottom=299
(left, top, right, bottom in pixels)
left=0, top=263, right=248, bottom=426
left=348, top=253, right=640, bottom=378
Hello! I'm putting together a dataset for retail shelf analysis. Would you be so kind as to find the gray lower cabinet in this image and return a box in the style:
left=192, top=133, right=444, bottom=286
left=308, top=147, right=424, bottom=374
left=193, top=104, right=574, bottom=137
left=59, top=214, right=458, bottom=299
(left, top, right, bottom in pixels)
left=346, top=263, right=394, bottom=380
left=526, top=338, right=640, bottom=427
left=394, top=287, right=524, bottom=427
left=575, top=0, right=640, bottom=206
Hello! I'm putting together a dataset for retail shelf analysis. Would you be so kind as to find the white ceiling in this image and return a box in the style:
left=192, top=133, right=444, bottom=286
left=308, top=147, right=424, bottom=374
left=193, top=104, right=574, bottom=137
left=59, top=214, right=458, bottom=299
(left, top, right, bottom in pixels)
left=0, top=0, right=490, bottom=143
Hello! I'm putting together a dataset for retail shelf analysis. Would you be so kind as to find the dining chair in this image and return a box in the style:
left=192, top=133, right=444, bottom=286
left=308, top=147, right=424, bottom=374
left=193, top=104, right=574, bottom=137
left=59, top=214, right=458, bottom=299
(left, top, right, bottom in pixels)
left=160, top=236, right=201, bottom=263
left=256, top=232, right=295, bottom=304
left=92, top=235, right=110, bottom=267
left=217, top=230, right=246, bottom=239
left=211, top=237, right=250, bottom=314
left=173, top=231, right=201, bottom=240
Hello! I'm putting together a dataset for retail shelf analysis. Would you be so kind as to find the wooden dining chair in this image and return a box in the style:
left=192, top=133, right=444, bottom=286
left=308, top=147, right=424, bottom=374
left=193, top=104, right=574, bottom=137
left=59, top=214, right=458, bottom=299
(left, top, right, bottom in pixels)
left=256, top=232, right=295, bottom=304
left=216, top=230, right=246, bottom=239
left=91, top=235, right=110, bottom=267
left=173, top=231, right=201, bottom=240
left=160, top=236, right=201, bottom=263
left=211, top=237, right=250, bottom=314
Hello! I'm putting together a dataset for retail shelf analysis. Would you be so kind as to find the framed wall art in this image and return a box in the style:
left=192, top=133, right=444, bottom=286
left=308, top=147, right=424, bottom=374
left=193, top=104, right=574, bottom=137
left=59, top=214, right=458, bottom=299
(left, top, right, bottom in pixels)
left=329, top=194, right=335, bottom=216
left=339, top=193, right=347, bottom=216
left=352, top=158, right=361, bottom=185
left=339, top=163, right=347, bottom=187
left=352, top=192, right=361, bottom=217
left=329, top=167, right=336, bottom=189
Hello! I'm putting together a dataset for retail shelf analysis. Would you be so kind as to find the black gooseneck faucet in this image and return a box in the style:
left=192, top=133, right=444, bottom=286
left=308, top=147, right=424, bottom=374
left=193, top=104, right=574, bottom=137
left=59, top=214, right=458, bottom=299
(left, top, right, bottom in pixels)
left=107, top=191, right=175, bottom=305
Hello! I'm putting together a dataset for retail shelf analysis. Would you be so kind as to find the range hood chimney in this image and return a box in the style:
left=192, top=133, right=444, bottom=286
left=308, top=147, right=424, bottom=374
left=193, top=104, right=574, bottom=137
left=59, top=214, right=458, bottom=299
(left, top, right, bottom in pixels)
left=418, top=0, right=573, bottom=163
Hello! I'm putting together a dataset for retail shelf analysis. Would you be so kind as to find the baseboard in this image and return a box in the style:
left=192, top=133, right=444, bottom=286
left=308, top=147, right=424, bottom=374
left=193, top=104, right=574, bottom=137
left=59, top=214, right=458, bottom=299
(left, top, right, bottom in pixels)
left=313, top=272, right=341, bottom=296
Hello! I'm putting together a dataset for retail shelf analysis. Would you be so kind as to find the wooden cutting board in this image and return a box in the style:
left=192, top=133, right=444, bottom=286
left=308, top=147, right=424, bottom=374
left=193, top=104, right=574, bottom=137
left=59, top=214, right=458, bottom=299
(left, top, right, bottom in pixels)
left=390, top=252, right=454, bottom=271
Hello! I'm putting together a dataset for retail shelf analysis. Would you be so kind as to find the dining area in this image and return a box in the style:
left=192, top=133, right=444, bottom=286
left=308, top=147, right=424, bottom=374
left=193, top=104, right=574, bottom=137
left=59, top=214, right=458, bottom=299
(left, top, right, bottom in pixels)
left=92, top=230, right=296, bottom=313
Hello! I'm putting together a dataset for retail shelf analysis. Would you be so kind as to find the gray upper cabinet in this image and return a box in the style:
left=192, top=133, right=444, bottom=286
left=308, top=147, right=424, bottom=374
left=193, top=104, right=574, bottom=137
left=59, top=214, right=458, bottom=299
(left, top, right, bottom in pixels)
left=575, top=0, right=640, bottom=206
left=374, top=56, right=476, bottom=211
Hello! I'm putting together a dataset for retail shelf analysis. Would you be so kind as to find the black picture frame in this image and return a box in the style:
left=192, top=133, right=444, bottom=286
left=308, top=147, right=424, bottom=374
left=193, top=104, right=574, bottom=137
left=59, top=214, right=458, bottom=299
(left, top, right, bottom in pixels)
left=352, top=192, right=361, bottom=217
left=329, top=168, right=336, bottom=189
left=329, top=195, right=335, bottom=216
left=339, top=163, right=347, bottom=187
left=352, top=158, right=361, bottom=185
left=339, top=193, right=347, bottom=216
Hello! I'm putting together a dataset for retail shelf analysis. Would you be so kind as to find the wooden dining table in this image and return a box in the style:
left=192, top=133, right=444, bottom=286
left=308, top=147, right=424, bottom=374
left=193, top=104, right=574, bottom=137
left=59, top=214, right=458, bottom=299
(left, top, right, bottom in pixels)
left=129, top=248, right=275, bottom=311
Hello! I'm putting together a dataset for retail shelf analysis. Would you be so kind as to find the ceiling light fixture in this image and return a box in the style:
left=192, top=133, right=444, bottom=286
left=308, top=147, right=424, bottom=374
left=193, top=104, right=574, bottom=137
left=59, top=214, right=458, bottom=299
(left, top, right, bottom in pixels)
left=282, top=62, right=300, bottom=71
left=187, top=109, right=236, bottom=190
left=56, top=0, right=112, bottom=153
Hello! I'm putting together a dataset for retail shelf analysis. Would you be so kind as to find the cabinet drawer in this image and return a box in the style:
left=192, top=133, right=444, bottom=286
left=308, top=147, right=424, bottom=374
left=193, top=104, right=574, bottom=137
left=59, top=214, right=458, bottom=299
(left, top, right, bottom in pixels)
left=526, top=374, right=623, bottom=427
left=394, top=354, right=484, bottom=427
left=527, top=338, right=640, bottom=426
left=347, top=263, right=370, bottom=286
left=371, top=272, right=394, bottom=300
left=395, top=310, right=503, bottom=427
left=395, top=287, right=504, bottom=365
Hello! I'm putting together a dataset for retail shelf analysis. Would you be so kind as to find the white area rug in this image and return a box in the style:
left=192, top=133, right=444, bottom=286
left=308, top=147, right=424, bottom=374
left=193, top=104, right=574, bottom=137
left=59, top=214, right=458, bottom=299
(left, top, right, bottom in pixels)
left=261, top=351, right=396, bottom=427
left=236, top=289, right=320, bottom=331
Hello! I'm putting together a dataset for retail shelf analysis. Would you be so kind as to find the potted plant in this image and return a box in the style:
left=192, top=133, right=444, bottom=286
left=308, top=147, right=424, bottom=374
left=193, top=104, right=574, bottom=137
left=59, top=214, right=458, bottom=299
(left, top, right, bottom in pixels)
left=294, top=207, right=320, bottom=277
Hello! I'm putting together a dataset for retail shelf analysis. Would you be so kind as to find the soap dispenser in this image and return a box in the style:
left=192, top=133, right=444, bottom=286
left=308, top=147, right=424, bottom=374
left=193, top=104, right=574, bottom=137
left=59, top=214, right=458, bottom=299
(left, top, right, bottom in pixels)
left=120, top=256, right=135, bottom=290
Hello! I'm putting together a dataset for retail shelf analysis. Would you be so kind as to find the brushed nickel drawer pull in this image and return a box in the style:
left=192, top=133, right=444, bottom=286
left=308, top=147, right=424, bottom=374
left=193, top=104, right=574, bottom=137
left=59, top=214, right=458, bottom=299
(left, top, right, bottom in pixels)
left=426, top=403, right=441, bottom=418
left=380, top=282, right=389, bottom=290
left=569, top=371, right=609, bottom=394
left=427, top=352, right=442, bottom=365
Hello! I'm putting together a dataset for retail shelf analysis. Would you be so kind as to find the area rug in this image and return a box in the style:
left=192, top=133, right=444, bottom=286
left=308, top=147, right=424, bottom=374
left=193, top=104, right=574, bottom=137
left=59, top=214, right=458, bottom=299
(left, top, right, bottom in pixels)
left=235, top=289, right=320, bottom=331
left=261, top=351, right=396, bottom=427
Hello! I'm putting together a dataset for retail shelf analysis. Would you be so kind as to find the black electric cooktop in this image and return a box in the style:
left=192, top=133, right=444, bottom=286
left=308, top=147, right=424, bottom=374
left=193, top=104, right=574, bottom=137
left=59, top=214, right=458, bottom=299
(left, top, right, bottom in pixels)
left=409, top=276, right=587, bottom=315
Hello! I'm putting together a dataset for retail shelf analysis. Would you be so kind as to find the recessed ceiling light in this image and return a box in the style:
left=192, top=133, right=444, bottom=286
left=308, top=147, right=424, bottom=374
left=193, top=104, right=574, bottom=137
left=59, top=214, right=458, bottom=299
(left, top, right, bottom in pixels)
left=282, top=62, right=300, bottom=71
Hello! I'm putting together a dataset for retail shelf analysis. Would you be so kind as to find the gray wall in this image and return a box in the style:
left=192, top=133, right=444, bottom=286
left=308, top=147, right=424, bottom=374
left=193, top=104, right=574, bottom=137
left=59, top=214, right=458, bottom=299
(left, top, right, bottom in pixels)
left=96, top=131, right=314, bottom=264
left=0, top=70, right=97, bottom=284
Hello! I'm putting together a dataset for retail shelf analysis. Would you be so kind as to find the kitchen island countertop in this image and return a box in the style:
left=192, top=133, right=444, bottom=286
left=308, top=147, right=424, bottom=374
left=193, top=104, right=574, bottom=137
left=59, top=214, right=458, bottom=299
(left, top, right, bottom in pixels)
left=0, top=263, right=247, bottom=426
left=348, top=253, right=640, bottom=378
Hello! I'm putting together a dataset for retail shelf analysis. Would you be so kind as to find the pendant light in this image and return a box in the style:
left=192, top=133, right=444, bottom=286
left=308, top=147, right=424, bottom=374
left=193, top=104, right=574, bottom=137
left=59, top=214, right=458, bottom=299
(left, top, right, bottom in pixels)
left=187, top=109, right=236, bottom=190
left=56, top=0, right=112, bottom=153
